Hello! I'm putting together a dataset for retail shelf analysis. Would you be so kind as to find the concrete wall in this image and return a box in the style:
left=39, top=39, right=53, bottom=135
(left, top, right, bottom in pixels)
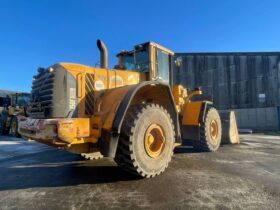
left=223, top=107, right=279, bottom=131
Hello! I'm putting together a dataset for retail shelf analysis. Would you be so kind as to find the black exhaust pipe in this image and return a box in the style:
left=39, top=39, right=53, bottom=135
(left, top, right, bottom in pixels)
left=96, top=39, right=108, bottom=69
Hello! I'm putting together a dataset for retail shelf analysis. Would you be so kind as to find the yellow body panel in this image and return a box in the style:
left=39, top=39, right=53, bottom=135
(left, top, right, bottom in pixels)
left=101, top=88, right=130, bottom=130
left=57, top=63, right=205, bottom=142
left=182, top=102, right=202, bottom=126
left=59, top=63, right=143, bottom=119
left=91, top=115, right=102, bottom=138
left=172, top=85, right=187, bottom=112
left=58, top=118, right=98, bottom=144
left=56, top=63, right=145, bottom=141
left=172, top=85, right=181, bottom=106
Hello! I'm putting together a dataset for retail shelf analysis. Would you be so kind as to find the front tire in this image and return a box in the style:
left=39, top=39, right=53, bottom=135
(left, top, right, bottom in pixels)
left=114, top=103, right=175, bottom=178
left=193, top=107, right=222, bottom=152
left=10, top=116, right=21, bottom=138
left=0, top=116, right=4, bottom=135
left=0, top=115, right=9, bottom=135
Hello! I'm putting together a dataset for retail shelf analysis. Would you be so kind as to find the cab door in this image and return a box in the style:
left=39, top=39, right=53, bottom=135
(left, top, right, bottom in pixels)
left=155, top=48, right=171, bottom=84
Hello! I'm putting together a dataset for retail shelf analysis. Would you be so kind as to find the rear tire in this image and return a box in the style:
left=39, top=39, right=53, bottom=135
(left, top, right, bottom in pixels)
left=10, top=116, right=21, bottom=138
left=0, top=116, right=4, bottom=135
left=114, top=103, right=175, bottom=178
left=193, top=107, right=222, bottom=152
left=0, top=115, right=9, bottom=135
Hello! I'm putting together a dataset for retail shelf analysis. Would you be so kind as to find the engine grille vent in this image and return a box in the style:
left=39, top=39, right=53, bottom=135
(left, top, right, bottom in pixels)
left=29, top=70, right=55, bottom=117
left=85, top=73, right=95, bottom=115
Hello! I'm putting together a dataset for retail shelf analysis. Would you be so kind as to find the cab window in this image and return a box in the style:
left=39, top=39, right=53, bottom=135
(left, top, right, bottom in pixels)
left=156, top=49, right=170, bottom=83
left=121, top=45, right=149, bottom=72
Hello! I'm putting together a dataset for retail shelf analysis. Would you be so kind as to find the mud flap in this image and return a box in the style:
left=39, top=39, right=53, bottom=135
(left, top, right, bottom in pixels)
left=99, top=131, right=119, bottom=158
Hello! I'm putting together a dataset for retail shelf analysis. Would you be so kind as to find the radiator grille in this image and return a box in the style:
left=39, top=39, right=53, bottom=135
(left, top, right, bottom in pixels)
left=85, top=73, right=95, bottom=115
left=29, top=69, right=55, bottom=116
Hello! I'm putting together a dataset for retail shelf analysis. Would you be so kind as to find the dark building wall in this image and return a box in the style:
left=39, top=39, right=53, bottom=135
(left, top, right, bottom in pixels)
left=174, top=52, right=280, bottom=110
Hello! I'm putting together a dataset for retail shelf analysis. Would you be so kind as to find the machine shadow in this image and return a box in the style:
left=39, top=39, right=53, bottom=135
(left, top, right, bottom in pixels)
left=174, top=139, right=204, bottom=154
left=0, top=151, right=140, bottom=191
left=0, top=139, right=204, bottom=191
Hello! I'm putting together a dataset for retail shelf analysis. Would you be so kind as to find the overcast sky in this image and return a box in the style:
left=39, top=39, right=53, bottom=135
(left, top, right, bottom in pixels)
left=1, top=0, right=280, bottom=92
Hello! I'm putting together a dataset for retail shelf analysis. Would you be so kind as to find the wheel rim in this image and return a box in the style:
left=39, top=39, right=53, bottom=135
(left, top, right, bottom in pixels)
left=144, top=124, right=165, bottom=158
left=209, top=119, right=218, bottom=143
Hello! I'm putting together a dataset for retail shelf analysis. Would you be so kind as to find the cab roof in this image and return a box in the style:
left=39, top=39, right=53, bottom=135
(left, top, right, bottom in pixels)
left=137, top=41, right=174, bottom=55
left=117, top=41, right=174, bottom=56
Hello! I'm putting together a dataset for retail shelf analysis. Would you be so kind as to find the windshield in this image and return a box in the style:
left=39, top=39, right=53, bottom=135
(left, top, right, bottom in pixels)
left=12, top=93, right=31, bottom=106
left=121, top=46, right=149, bottom=72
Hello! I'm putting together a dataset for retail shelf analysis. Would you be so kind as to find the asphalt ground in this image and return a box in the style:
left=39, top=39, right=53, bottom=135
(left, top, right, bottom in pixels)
left=0, top=134, right=279, bottom=209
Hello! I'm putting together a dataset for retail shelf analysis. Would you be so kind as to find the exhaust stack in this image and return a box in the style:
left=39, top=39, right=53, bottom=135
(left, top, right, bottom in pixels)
left=96, top=39, right=108, bottom=69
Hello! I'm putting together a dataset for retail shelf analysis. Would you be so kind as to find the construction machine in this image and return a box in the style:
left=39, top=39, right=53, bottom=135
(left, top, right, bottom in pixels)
left=0, top=92, right=31, bottom=137
left=19, top=40, right=222, bottom=177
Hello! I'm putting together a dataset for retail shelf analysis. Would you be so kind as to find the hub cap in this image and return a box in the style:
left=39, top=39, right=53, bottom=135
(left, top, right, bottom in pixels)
left=209, top=119, right=218, bottom=143
left=11, top=122, right=17, bottom=133
left=12, top=123, right=17, bottom=133
left=144, top=124, right=165, bottom=158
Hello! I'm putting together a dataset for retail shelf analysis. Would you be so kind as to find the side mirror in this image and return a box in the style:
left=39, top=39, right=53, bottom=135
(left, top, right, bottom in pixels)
left=175, top=57, right=182, bottom=68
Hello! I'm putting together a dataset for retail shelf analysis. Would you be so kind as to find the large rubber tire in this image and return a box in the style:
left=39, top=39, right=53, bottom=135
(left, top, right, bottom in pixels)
left=0, top=115, right=9, bottom=135
left=0, top=116, right=4, bottom=135
left=114, top=103, right=175, bottom=178
left=10, top=116, right=21, bottom=138
left=193, top=107, right=222, bottom=152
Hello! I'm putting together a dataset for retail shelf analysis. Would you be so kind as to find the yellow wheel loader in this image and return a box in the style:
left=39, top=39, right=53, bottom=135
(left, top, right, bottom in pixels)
left=0, top=92, right=31, bottom=137
left=19, top=40, right=222, bottom=178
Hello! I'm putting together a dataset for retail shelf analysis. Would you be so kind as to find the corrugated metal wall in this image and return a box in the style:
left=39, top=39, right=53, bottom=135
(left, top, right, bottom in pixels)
left=174, top=52, right=280, bottom=110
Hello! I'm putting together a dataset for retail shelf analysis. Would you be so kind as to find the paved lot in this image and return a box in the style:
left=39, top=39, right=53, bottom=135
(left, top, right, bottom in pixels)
left=0, top=134, right=279, bottom=209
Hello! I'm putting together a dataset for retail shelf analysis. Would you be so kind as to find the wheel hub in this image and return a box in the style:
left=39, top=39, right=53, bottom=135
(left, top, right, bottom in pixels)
left=209, top=119, right=218, bottom=143
left=144, top=124, right=165, bottom=158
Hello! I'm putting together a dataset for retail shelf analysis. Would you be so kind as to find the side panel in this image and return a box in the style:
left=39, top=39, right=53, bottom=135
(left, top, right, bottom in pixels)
left=60, top=63, right=143, bottom=119
left=181, top=101, right=213, bottom=140
left=58, top=118, right=91, bottom=143
left=182, top=102, right=202, bottom=126
left=90, top=86, right=133, bottom=139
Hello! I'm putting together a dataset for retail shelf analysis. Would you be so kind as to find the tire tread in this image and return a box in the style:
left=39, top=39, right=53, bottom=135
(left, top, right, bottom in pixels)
left=114, top=103, right=175, bottom=178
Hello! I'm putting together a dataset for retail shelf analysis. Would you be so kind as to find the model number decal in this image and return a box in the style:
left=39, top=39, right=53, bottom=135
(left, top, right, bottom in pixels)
left=69, top=88, right=76, bottom=110
left=94, top=80, right=105, bottom=90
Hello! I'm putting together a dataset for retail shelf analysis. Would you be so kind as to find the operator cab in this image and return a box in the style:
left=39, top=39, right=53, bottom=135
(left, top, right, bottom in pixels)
left=11, top=93, right=31, bottom=107
left=116, top=42, right=174, bottom=84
